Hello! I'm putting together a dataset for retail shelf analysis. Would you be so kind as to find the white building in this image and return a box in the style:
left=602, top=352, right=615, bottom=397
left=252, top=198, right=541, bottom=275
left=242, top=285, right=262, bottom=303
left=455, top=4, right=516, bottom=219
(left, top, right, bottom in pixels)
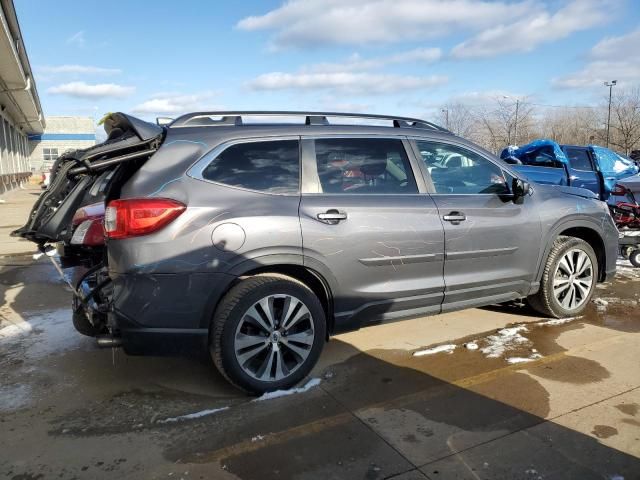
left=28, top=116, right=96, bottom=172
left=0, top=0, right=45, bottom=195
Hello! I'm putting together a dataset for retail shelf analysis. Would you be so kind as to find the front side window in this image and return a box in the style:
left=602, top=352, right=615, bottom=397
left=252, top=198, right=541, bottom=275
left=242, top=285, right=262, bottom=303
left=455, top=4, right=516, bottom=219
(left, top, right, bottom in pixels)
left=313, top=138, right=417, bottom=194
left=202, top=140, right=300, bottom=194
left=416, top=141, right=508, bottom=194
left=564, top=148, right=593, bottom=171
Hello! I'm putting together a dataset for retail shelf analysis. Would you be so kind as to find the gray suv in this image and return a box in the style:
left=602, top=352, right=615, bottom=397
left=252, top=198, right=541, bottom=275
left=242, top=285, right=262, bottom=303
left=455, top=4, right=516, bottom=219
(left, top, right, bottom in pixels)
left=15, top=111, right=618, bottom=393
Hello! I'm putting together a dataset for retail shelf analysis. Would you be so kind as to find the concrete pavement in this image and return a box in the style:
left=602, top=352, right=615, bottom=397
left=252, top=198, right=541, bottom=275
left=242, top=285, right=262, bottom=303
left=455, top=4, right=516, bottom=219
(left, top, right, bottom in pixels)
left=1, top=187, right=639, bottom=480
left=0, top=183, right=43, bottom=256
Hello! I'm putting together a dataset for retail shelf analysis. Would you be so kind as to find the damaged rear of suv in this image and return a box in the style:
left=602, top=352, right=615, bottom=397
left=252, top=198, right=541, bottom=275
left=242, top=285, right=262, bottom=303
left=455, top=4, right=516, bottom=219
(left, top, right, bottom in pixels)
left=15, top=111, right=619, bottom=394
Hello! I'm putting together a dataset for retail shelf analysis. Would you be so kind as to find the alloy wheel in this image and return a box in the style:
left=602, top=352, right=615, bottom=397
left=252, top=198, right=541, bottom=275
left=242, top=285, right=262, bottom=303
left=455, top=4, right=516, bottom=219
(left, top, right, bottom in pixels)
left=233, top=294, right=315, bottom=382
left=552, top=248, right=594, bottom=311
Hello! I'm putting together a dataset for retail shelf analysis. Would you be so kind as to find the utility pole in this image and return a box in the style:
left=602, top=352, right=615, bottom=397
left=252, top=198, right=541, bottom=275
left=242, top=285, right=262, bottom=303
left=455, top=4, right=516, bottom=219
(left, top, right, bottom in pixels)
left=514, top=99, right=520, bottom=146
left=605, top=80, right=617, bottom=148
left=441, top=108, right=449, bottom=130
left=503, top=95, right=521, bottom=145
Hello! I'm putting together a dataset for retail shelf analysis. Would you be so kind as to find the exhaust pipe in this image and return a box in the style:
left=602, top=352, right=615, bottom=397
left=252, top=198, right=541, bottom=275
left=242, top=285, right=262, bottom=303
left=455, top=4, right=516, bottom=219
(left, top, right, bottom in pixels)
left=96, top=335, right=123, bottom=348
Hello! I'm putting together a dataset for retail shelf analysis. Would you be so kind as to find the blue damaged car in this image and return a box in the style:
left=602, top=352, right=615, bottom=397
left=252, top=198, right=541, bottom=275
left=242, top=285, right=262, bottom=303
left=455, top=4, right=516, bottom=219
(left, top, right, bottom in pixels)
left=501, top=139, right=640, bottom=201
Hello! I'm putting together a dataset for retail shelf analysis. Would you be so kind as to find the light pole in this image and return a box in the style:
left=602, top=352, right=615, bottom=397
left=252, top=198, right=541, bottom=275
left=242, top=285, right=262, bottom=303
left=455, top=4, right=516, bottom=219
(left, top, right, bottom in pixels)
left=604, top=80, right=617, bottom=148
left=503, top=96, right=520, bottom=145
left=441, top=108, right=449, bottom=130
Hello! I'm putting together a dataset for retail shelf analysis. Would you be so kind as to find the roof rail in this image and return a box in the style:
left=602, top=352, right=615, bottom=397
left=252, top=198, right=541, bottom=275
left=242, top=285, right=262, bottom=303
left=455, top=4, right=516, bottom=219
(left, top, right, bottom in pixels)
left=169, top=111, right=450, bottom=132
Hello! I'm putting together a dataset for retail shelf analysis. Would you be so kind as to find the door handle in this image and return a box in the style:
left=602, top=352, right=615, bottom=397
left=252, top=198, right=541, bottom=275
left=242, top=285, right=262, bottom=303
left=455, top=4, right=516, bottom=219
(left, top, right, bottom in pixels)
left=317, top=209, right=347, bottom=224
left=443, top=211, right=466, bottom=225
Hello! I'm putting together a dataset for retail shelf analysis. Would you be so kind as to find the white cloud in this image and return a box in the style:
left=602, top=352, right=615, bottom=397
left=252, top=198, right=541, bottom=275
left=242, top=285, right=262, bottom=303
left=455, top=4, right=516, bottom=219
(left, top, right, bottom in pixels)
left=590, top=28, right=640, bottom=61
left=452, top=0, right=610, bottom=58
left=47, top=82, right=135, bottom=99
left=553, top=27, right=640, bottom=89
left=66, top=30, right=85, bottom=47
left=247, top=72, right=447, bottom=94
left=307, top=48, right=442, bottom=73
left=38, top=65, right=121, bottom=75
left=237, top=0, right=535, bottom=48
left=132, top=92, right=221, bottom=115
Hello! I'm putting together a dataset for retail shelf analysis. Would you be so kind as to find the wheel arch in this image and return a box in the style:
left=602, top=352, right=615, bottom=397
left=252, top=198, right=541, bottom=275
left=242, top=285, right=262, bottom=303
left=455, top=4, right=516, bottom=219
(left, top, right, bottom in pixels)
left=558, top=226, right=606, bottom=282
left=202, top=255, right=337, bottom=338
left=535, top=220, right=607, bottom=284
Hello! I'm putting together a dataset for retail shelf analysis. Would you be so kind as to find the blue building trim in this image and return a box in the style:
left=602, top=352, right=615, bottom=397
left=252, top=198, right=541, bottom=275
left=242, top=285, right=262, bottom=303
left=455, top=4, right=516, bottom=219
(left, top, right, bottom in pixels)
left=28, top=133, right=96, bottom=141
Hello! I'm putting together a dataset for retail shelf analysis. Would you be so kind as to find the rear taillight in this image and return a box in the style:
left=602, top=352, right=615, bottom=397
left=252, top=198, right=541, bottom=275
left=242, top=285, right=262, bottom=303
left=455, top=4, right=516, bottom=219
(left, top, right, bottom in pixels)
left=72, top=202, right=105, bottom=227
left=104, top=198, right=186, bottom=239
left=71, top=219, right=105, bottom=246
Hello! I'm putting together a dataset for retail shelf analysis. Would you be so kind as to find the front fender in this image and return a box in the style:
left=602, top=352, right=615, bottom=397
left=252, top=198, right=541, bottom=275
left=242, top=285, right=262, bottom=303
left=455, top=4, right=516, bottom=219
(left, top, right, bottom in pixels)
left=532, top=216, right=614, bottom=289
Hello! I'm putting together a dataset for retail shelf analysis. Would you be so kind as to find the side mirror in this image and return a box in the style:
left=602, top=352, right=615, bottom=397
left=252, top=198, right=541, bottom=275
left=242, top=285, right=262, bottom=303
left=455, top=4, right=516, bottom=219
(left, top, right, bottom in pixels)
left=512, top=178, right=531, bottom=204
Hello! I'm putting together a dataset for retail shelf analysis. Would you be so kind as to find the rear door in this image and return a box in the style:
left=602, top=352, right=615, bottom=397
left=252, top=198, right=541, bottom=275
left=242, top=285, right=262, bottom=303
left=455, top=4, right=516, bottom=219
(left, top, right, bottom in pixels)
left=299, top=136, right=445, bottom=331
left=562, top=146, right=601, bottom=196
left=411, top=139, right=540, bottom=311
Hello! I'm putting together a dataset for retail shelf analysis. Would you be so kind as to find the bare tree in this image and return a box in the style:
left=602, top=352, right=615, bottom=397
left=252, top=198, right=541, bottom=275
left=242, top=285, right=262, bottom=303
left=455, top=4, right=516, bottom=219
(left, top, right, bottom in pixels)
left=610, top=88, right=640, bottom=155
left=537, top=107, right=601, bottom=146
left=438, top=102, right=476, bottom=138
left=434, top=89, right=640, bottom=155
left=465, top=97, right=535, bottom=153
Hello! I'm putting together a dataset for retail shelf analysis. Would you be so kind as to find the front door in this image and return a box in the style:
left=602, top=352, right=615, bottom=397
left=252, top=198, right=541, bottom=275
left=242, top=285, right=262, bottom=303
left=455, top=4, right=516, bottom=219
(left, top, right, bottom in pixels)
left=411, top=139, right=541, bottom=311
left=299, top=136, right=445, bottom=331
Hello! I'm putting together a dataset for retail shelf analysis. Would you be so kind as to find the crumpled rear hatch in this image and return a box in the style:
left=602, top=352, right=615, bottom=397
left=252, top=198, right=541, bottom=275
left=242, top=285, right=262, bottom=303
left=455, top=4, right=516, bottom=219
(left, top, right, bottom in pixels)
left=12, top=112, right=164, bottom=246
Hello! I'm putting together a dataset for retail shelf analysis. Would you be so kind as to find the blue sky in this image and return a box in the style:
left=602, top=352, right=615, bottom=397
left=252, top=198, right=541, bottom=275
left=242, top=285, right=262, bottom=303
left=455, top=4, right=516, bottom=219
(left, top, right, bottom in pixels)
left=14, top=0, right=640, bottom=125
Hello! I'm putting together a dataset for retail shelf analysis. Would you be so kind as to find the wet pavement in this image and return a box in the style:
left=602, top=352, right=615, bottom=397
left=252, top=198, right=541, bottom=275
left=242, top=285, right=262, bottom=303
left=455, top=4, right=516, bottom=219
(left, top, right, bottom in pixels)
left=1, top=185, right=640, bottom=480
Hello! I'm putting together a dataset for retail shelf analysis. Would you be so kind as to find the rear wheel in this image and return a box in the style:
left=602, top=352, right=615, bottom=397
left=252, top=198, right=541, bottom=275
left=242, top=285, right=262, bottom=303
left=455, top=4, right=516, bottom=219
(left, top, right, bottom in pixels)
left=528, top=236, right=598, bottom=318
left=211, top=274, right=326, bottom=394
left=630, top=249, right=640, bottom=268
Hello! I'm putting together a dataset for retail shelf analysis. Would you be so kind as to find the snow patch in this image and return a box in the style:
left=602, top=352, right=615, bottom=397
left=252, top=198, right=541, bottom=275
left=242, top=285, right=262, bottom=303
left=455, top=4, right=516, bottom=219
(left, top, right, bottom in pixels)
left=481, top=326, right=530, bottom=358
left=0, top=319, right=33, bottom=339
left=253, top=378, right=321, bottom=402
left=0, top=383, right=32, bottom=412
left=251, top=434, right=265, bottom=442
left=507, top=353, right=542, bottom=364
left=413, top=344, right=457, bottom=356
left=616, top=258, right=640, bottom=279
left=157, top=406, right=229, bottom=423
left=537, top=317, right=578, bottom=326
left=464, top=342, right=479, bottom=350
left=0, top=309, right=87, bottom=359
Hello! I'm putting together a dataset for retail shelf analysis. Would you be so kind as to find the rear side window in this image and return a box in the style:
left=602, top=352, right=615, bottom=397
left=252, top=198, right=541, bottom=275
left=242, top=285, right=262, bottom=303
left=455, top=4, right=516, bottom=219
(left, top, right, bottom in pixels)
left=313, top=138, right=417, bottom=194
left=202, top=140, right=299, bottom=194
left=564, top=148, right=593, bottom=171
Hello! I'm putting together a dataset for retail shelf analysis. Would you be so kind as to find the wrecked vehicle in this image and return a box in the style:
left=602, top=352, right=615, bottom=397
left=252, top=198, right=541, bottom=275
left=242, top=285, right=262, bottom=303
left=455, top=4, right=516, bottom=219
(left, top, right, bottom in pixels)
left=500, top=139, right=639, bottom=201
left=14, top=111, right=619, bottom=393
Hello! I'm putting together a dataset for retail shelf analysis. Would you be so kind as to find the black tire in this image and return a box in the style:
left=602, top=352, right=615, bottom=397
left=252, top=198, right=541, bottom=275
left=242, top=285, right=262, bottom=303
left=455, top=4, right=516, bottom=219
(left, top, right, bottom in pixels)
left=211, top=274, right=326, bottom=394
left=630, top=249, right=640, bottom=268
left=528, top=236, right=598, bottom=318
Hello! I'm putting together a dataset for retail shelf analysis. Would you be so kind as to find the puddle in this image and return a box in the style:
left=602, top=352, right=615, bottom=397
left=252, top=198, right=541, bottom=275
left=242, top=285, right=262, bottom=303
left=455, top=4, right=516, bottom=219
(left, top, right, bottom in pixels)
left=405, top=263, right=640, bottom=380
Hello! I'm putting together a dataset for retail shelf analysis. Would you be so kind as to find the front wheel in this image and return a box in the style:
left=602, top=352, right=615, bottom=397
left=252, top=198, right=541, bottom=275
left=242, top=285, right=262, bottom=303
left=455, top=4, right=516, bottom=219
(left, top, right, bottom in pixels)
left=211, top=274, right=326, bottom=394
left=528, top=236, right=598, bottom=318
